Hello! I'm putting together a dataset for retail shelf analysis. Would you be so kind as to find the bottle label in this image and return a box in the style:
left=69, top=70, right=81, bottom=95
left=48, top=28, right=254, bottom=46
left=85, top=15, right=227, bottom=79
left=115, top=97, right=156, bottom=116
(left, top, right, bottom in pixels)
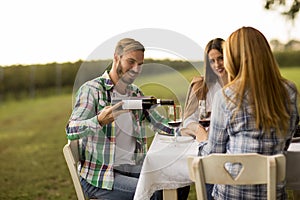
left=122, top=100, right=143, bottom=109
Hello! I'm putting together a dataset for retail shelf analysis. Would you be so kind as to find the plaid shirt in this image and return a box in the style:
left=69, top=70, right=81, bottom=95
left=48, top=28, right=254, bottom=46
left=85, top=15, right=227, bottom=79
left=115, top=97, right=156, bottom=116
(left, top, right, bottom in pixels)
left=66, top=71, right=176, bottom=189
left=199, top=80, right=299, bottom=200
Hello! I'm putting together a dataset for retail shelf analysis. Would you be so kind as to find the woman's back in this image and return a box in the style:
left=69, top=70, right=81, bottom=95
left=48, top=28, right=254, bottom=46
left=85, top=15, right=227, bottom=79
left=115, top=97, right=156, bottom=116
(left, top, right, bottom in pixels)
left=198, top=27, right=299, bottom=200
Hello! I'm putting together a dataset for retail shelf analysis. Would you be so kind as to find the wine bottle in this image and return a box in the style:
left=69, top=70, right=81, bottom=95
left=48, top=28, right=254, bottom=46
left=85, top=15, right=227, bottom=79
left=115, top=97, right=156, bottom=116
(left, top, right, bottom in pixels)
left=111, top=96, right=174, bottom=110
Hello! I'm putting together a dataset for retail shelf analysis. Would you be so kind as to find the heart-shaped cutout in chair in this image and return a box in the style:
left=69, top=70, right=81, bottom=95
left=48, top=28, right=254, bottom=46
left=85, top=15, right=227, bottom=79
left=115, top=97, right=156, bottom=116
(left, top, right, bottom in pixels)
left=224, top=162, right=244, bottom=181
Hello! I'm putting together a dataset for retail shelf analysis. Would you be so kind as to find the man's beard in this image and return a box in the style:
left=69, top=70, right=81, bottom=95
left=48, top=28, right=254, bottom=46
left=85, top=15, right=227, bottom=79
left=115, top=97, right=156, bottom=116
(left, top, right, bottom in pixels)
left=116, top=62, right=138, bottom=85
left=116, top=62, right=124, bottom=79
left=115, top=62, right=139, bottom=94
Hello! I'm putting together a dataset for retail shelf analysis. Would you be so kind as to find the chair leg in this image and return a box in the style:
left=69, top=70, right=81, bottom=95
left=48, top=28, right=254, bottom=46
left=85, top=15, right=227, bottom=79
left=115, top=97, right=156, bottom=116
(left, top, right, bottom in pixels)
left=163, top=189, right=178, bottom=200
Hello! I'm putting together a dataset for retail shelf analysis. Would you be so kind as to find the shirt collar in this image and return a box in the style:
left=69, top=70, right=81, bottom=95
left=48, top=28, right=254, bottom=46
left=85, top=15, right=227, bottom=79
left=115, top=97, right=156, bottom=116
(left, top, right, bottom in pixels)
left=101, top=70, right=114, bottom=91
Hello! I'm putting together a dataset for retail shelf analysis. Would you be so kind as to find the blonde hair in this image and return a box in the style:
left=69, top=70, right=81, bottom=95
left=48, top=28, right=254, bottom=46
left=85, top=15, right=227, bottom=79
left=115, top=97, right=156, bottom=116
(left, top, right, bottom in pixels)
left=115, top=38, right=145, bottom=56
left=224, top=26, right=290, bottom=136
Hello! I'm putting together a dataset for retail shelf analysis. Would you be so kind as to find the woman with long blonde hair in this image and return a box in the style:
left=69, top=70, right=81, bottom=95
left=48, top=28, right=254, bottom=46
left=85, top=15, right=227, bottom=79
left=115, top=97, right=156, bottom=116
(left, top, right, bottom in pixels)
left=198, top=27, right=299, bottom=199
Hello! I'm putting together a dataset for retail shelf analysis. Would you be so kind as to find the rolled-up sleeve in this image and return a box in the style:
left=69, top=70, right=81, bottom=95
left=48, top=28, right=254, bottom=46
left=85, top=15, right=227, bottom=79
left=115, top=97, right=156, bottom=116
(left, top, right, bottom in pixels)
left=66, top=84, right=103, bottom=140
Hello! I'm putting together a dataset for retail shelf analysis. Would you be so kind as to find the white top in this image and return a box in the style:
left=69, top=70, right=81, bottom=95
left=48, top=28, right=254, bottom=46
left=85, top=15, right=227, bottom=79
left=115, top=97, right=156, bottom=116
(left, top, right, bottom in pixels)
left=206, top=81, right=222, bottom=112
left=113, top=90, right=136, bottom=166
left=183, top=82, right=222, bottom=128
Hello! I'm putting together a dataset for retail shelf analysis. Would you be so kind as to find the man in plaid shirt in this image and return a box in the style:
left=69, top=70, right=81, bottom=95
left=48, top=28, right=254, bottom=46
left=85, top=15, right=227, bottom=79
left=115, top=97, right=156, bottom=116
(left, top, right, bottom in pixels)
left=66, top=38, right=179, bottom=200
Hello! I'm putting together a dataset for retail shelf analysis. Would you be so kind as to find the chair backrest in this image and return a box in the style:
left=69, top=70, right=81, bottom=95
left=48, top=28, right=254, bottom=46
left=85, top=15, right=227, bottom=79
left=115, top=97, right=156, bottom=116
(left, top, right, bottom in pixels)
left=63, top=140, right=86, bottom=200
left=187, top=153, right=286, bottom=200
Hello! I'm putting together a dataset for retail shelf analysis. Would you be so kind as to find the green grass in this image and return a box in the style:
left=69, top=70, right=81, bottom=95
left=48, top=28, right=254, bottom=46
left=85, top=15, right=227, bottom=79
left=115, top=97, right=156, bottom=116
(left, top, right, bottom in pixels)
left=0, top=67, right=299, bottom=200
left=0, top=94, right=74, bottom=200
left=281, top=67, right=300, bottom=112
left=281, top=66, right=300, bottom=90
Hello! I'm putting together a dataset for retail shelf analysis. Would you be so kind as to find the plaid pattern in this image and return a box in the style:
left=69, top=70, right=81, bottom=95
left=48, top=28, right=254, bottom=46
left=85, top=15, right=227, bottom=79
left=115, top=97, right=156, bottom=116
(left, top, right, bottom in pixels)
left=66, top=71, right=175, bottom=189
left=199, top=80, right=299, bottom=200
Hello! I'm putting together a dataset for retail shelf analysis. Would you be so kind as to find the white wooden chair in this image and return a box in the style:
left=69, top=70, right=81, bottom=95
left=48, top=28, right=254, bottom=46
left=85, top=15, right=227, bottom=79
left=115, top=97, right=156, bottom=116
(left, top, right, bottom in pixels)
left=63, top=140, right=97, bottom=200
left=187, top=153, right=286, bottom=200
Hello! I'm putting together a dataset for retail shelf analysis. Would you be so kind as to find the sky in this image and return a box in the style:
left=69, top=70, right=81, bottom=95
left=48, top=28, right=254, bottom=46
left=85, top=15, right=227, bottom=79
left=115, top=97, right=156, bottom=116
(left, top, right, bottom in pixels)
left=0, top=0, right=300, bottom=66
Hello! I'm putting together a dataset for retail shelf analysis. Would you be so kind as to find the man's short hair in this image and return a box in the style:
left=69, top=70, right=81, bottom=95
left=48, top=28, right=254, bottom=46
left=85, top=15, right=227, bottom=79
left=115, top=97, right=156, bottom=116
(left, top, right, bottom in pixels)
left=115, top=38, right=145, bottom=56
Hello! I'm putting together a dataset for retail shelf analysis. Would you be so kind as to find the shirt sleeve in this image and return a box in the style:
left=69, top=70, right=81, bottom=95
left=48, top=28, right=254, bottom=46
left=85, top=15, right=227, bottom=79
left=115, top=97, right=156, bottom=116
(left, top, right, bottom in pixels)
left=182, top=108, right=199, bottom=128
left=199, top=89, right=229, bottom=155
left=65, top=84, right=102, bottom=140
left=145, top=108, right=178, bottom=135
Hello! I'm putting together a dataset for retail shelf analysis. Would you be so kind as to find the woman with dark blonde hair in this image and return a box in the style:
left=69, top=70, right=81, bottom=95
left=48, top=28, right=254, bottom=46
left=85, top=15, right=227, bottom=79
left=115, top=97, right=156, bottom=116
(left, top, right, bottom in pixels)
left=198, top=26, right=299, bottom=199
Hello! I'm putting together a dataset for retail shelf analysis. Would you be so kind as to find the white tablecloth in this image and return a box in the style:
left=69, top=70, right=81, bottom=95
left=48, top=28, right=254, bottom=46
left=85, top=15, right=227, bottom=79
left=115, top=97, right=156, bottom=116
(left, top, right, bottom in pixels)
left=134, top=134, right=300, bottom=200
left=134, top=133, right=198, bottom=200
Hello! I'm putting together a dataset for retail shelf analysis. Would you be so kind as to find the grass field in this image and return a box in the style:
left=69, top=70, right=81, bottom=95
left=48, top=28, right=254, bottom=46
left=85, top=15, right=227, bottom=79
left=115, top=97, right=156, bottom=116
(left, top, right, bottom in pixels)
left=0, top=94, right=73, bottom=199
left=0, top=67, right=299, bottom=200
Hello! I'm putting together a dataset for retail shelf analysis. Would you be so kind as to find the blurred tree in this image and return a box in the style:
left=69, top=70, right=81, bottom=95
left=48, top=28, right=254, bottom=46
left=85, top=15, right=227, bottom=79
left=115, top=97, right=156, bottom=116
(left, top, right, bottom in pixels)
left=270, top=39, right=300, bottom=51
left=270, top=39, right=285, bottom=51
left=265, top=0, right=300, bottom=21
left=285, top=39, right=300, bottom=50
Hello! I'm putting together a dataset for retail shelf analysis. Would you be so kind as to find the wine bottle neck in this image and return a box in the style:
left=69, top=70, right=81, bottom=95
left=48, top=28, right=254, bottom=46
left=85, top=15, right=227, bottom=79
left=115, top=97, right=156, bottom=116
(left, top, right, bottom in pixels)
left=158, top=99, right=174, bottom=105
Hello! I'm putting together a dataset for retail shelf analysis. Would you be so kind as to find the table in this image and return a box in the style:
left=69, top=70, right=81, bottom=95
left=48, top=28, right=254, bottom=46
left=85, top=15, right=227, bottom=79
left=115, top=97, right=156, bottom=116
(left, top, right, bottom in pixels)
left=286, top=138, right=300, bottom=198
left=134, top=133, right=197, bottom=200
left=134, top=134, right=300, bottom=200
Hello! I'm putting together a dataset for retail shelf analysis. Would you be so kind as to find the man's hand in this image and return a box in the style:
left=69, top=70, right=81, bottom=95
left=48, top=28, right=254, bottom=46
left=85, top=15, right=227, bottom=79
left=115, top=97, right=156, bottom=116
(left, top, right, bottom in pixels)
left=97, top=101, right=129, bottom=126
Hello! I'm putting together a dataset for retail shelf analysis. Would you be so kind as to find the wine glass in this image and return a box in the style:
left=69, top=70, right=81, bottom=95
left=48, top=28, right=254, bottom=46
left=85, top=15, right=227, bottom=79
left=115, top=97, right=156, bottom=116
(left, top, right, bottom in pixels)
left=198, top=100, right=211, bottom=130
left=198, top=100, right=207, bottom=119
left=167, top=105, right=182, bottom=141
left=167, top=105, right=182, bottom=125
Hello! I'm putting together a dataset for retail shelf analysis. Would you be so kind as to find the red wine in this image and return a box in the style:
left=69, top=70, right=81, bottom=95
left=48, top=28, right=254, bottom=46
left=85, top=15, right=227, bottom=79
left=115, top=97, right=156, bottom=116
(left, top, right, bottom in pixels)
left=173, top=104, right=177, bottom=122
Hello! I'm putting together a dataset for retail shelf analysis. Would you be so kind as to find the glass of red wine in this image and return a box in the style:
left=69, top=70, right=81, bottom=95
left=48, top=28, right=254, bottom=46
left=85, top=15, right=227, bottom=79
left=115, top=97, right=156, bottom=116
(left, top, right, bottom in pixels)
left=167, top=105, right=182, bottom=141
left=167, top=105, right=182, bottom=127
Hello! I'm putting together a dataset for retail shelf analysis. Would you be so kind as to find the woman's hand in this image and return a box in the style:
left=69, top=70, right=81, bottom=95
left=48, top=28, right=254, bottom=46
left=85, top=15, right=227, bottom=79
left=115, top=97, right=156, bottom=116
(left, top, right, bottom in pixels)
left=182, top=122, right=208, bottom=142
left=180, top=127, right=197, bottom=138
left=194, top=125, right=208, bottom=142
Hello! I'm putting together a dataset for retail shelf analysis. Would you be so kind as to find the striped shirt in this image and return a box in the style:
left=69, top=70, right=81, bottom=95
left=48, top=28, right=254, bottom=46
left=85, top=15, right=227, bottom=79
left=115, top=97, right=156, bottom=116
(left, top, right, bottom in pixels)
left=199, top=80, right=299, bottom=200
left=66, top=70, right=176, bottom=189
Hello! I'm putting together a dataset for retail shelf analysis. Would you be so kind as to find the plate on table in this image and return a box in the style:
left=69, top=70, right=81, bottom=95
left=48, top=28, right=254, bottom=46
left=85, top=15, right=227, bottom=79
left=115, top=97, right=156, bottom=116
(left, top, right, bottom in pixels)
left=176, top=136, right=194, bottom=143
left=158, top=132, right=174, bottom=137
left=159, top=135, right=194, bottom=143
